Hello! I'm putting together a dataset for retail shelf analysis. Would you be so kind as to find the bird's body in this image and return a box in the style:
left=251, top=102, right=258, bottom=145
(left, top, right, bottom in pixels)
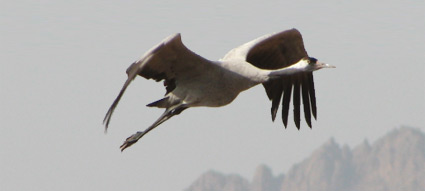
left=161, top=60, right=262, bottom=107
left=104, top=28, right=335, bottom=151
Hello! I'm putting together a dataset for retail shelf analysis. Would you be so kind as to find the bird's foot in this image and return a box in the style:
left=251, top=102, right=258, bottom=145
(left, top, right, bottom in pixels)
left=120, top=131, right=144, bottom=152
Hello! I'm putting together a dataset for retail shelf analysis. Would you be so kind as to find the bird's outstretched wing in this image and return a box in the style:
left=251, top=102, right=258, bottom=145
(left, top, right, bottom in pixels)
left=103, top=34, right=214, bottom=131
left=225, top=28, right=317, bottom=129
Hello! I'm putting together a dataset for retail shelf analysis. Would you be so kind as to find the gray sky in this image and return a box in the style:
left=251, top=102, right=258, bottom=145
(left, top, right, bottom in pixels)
left=1, top=0, right=424, bottom=190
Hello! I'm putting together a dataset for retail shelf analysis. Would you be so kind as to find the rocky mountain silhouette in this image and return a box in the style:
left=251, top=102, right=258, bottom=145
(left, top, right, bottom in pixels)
left=185, top=127, right=425, bottom=191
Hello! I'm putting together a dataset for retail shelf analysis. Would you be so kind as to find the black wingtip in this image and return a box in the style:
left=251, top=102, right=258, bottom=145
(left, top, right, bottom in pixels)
left=102, top=76, right=135, bottom=134
left=295, top=122, right=300, bottom=130
left=281, top=80, right=292, bottom=129
left=104, top=125, right=109, bottom=134
left=271, top=107, right=277, bottom=122
left=283, top=122, right=288, bottom=129
left=103, top=107, right=114, bottom=133
left=307, top=73, right=317, bottom=120
left=293, top=80, right=301, bottom=130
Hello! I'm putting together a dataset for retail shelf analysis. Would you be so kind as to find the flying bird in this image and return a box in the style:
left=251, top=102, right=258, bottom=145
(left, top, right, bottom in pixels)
left=104, top=28, right=335, bottom=151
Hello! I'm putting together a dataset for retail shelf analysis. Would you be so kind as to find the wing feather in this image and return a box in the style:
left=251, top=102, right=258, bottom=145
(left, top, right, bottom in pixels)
left=307, top=73, right=317, bottom=119
left=103, top=34, right=214, bottom=131
left=243, top=28, right=317, bottom=129
left=293, top=76, right=301, bottom=128
left=269, top=80, right=283, bottom=121
left=301, top=73, right=312, bottom=128
left=281, top=77, right=293, bottom=127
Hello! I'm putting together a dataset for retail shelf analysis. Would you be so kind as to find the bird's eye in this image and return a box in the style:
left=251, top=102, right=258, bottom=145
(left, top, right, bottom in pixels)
left=308, top=57, right=318, bottom=65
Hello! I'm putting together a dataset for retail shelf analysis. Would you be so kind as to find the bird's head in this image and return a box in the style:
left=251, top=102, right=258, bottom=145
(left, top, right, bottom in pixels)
left=303, top=57, right=335, bottom=71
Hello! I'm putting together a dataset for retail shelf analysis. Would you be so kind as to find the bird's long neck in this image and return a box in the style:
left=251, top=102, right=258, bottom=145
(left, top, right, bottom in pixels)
left=267, top=59, right=308, bottom=79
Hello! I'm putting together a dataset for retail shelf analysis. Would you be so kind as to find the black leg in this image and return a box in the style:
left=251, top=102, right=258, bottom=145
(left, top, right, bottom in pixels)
left=120, top=104, right=188, bottom=151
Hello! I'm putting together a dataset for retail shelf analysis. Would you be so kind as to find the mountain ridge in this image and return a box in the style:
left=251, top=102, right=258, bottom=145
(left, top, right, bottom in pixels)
left=185, top=127, right=425, bottom=191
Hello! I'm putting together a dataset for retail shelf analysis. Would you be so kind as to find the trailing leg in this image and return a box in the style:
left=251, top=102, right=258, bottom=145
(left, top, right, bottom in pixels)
left=120, top=104, right=188, bottom=151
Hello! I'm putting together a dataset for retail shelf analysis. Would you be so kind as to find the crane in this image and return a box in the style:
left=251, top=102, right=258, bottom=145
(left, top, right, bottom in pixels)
left=103, top=28, right=335, bottom=151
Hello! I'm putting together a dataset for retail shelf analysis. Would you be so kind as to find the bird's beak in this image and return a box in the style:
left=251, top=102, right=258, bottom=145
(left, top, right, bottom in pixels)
left=317, top=62, right=336, bottom=69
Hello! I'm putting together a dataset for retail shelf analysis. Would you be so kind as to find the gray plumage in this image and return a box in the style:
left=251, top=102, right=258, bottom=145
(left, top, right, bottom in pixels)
left=103, top=28, right=335, bottom=151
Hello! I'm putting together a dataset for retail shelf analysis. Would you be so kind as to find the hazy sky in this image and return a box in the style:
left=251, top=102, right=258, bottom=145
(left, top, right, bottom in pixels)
left=1, top=1, right=424, bottom=190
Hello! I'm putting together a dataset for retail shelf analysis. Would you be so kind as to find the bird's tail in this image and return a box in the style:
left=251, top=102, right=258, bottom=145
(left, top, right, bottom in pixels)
left=146, top=97, right=169, bottom=108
